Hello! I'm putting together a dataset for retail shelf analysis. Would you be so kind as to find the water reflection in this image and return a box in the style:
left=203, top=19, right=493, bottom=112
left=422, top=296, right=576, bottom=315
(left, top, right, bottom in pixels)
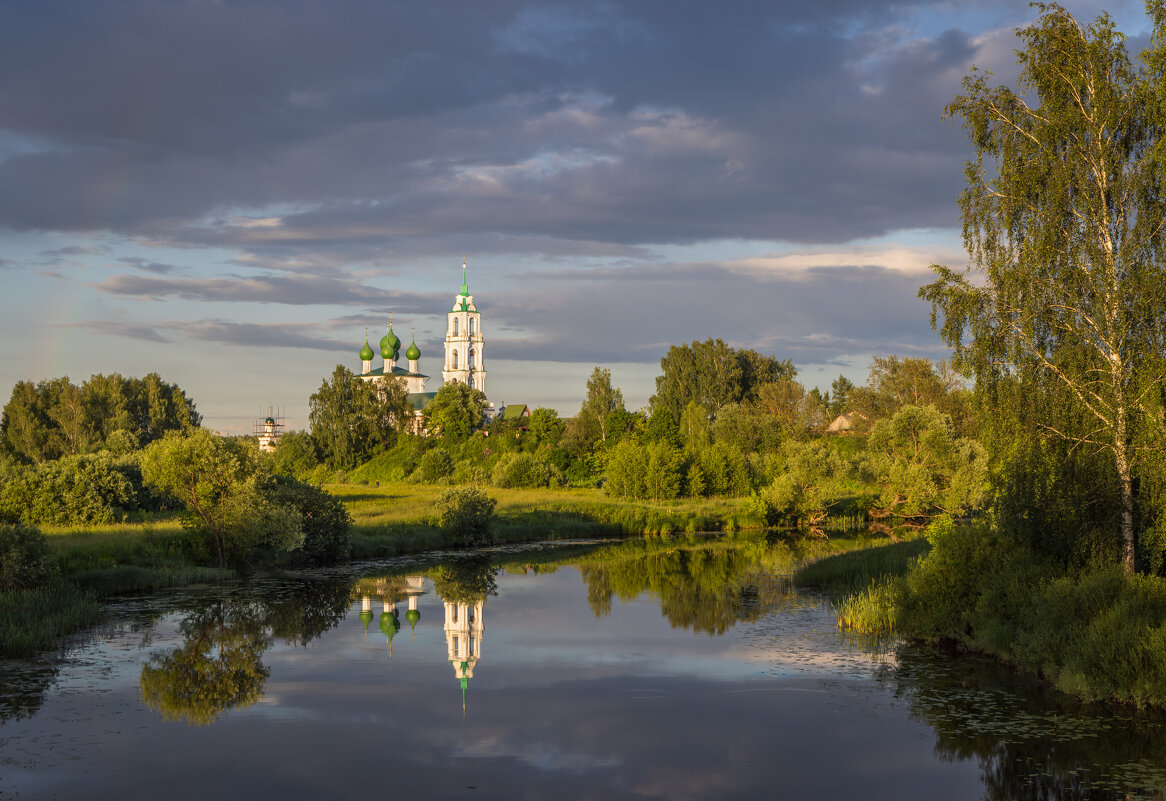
left=137, top=576, right=353, bottom=725
left=880, top=645, right=1166, bottom=800
left=12, top=536, right=1166, bottom=800
left=139, top=598, right=269, bottom=726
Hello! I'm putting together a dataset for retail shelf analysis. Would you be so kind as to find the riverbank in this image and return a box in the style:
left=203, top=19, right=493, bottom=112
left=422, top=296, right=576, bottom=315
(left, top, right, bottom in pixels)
left=334, top=481, right=770, bottom=558
left=5, top=483, right=775, bottom=658
left=795, top=522, right=1166, bottom=708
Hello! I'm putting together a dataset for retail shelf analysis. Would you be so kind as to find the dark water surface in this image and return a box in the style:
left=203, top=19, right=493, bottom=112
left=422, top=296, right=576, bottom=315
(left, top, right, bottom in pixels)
left=2, top=537, right=1165, bottom=800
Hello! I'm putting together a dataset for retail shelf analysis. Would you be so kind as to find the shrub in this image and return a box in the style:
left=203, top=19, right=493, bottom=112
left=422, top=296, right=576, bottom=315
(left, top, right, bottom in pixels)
left=492, top=453, right=565, bottom=489
left=417, top=448, right=455, bottom=484
left=0, top=454, right=138, bottom=525
left=435, top=486, right=497, bottom=547
left=272, top=476, right=352, bottom=565
left=0, top=522, right=57, bottom=590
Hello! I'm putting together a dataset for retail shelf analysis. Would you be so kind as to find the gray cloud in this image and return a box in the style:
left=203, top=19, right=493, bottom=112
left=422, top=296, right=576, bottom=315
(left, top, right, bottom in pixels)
left=0, top=0, right=1038, bottom=247
left=94, top=272, right=440, bottom=308
left=117, top=256, right=183, bottom=274
left=69, top=321, right=172, bottom=344
left=486, top=261, right=946, bottom=366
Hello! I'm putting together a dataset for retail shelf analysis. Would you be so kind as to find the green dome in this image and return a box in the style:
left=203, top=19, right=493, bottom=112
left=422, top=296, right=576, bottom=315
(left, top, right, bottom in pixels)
left=406, top=339, right=421, bottom=361
left=380, top=327, right=401, bottom=359
left=379, top=611, right=400, bottom=639
left=405, top=608, right=420, bottom=629
left=359, top=608, right=374, bottom=630
left=359, top=340, right=375, bottom=361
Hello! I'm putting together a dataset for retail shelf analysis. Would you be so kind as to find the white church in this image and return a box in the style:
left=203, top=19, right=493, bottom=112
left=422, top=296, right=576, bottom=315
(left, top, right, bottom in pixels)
left=355, top=258, right=491, bottom=425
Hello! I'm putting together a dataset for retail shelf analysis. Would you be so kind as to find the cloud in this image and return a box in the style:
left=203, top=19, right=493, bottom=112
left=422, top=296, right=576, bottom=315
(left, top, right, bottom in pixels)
left=0, top=0, right=1023, bottom=247
left=117, top=256, right=182, bottom=274
left=486, top=260, right=947, bottom=367
left=94, top=271, right=440, bottom=308
left=68, top=320, right=172, bottom=344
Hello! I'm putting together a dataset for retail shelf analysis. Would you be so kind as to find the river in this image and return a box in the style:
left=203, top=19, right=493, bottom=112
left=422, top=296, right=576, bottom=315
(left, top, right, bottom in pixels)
left=1, top=536, right=1164, bottom=800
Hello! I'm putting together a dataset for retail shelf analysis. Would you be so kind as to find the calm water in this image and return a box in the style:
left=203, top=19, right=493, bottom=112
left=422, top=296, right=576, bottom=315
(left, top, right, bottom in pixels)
left=2, top=537, right=1165, bottom=800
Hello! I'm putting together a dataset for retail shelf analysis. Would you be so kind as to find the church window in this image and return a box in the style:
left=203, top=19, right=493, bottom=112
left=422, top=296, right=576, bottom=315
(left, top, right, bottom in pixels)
left=468, top=376, right=474, bottom=389
left=451, top=350, right=458, bottom=369
left=469, top=349, right=476, bottom=368
left=453, top=318, right=459, bottom=336
left=470, top=318, right=476, bottom=336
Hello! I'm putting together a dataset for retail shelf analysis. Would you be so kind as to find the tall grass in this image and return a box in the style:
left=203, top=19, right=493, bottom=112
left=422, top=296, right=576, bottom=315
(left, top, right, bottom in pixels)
left=794, top=538, right=930, bottom=635
left=0, top=582, right=100, bottom=658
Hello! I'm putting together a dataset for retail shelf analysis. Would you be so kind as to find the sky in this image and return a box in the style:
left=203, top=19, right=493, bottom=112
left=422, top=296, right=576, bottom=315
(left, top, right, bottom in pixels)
left=0, top=0, right=1153, bottom=433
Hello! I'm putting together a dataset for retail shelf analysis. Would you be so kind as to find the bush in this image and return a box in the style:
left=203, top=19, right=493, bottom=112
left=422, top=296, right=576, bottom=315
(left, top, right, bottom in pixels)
left=417, top=448, right=455, bottom=484
left=272, top=476, right=352, bottom=565
left=492, top=453, right=565, bottom=489
left=435, top=486, right=497, bottom=547
left=0, top=454, right=138, bottom=525
left=0, top=522, right=57, bottom=590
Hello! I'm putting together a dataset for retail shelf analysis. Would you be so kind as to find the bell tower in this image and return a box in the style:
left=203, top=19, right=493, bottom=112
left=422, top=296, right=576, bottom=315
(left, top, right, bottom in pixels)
left=443, top=257, right=486, bottom=395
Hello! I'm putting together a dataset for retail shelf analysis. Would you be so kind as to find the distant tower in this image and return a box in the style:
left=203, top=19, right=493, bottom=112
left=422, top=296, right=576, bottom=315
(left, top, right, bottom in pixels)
left=254, top=404, right=284, bottom=453
left=443, top=257, right=486, bottom=395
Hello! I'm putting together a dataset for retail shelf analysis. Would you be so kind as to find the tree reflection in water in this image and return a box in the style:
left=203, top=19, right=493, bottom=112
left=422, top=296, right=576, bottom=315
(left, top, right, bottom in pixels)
left=880, top=644, right=1166, bottom=800
left=138, top=577, right=353, bottom=726
left=139, top=598, right=269, bottom=726
left=576, top=538, right=788, bottom=635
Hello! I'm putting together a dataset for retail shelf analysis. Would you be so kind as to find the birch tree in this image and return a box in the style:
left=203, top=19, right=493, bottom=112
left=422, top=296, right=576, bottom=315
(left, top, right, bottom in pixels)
left=921, top=3, right=1166, bottom=574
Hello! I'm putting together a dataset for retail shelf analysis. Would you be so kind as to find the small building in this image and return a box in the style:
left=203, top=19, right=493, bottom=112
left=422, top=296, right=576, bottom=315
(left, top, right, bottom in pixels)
left=826, top=411, right=865, bottom=434
left=499, top=404, right=530, bottom=424
left=254, top=406, right=284, bottom=452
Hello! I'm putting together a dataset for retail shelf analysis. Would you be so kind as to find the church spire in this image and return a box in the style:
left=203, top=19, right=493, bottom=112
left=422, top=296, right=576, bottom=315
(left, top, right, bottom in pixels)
left=460, top=255, right=469, bottom=296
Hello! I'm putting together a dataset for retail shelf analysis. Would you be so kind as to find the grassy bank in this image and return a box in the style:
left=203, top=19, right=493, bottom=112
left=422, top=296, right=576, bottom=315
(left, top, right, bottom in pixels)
left=333, top=482, right=767, bottom=558
left=796, top=522, right=1166, bottom=708
left=794, top=538, right=930, bottom=634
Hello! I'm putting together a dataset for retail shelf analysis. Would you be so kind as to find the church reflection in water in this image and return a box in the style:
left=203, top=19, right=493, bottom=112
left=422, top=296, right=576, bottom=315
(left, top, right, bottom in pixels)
left=354, top=575, right=485, bottom=711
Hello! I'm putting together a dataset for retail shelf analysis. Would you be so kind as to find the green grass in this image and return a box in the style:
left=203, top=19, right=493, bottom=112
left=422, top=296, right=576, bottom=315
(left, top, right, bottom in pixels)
left=794, top=538, right=931, bottom=635
left=0, top=581, right=101, bottom=658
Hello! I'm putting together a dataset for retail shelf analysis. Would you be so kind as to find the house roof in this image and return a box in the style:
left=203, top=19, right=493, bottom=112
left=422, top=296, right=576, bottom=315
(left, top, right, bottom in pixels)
left=500, top=404, right=530, bottom=421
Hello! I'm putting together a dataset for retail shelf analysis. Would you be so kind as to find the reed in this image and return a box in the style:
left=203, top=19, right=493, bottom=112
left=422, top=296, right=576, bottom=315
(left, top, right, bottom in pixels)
left=0, top=581, right=100, bottom=658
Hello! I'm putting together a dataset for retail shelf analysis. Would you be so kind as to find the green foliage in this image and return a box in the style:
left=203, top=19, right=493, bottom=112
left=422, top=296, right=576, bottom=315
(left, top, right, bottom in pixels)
left=271, top=476, right=352, bottom=565
left=309, top=366, right=409, bottom=469
left=679, top=400, right=710, bottom=455
left=0, top=581, right=99, bottom=658
left=271, top=431, right=320, bottom=479
left=491, top=453, right=565, bottom=489
left=417, top=448, right=455, bottom=484
left=710, top=402, right=784, bottom=452
left=643, top=441, right=684, bottom=501
left=650, top=338, right=794, bottom=423
left=349, top=436, right=427, bottom=484
left=576, top=366, right=625, bottom=445
left=603, top=439, right=646, bottom=498
left=922, top=4, right=1166, bottom=574
left=141, top=429, right=303, bottom=569
left=434, top=485, right=497, bottom=547
left=848, top=357, right=967, bottom=432
left=0, top=373, right=199, bottom=463
left=860, top=404, right=987, bottom=531
left=829, top=375, right=855, bottom=416
left=527, top=407, right=565, bottom=448
left=643, top=408, right=682, bottom=448
left=758, top=440, right=850, bottom=528
left=0, top=453, right=139, bottom=525
left=0, top=522, right=57, bottom=590
left=697, top=441, right=751, bottom=497
left=423, top=381, right=487, bottom=441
